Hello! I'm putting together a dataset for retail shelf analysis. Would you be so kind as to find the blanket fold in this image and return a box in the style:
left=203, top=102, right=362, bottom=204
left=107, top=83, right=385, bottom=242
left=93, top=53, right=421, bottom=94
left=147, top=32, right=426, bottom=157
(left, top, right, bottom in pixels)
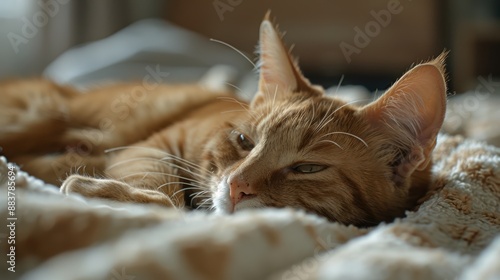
left=1, top=134, right=499, bottom=280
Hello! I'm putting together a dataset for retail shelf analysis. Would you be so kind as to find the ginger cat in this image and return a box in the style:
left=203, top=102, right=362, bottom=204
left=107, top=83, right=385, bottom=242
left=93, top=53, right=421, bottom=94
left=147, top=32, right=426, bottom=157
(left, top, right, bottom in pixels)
left=0, top=15, right=447, bottom=226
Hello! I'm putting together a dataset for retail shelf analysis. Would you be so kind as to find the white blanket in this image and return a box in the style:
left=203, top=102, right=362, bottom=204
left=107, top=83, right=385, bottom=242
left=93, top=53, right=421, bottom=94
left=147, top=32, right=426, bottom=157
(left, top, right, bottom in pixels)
left=1, top=134, right=499, bottom=280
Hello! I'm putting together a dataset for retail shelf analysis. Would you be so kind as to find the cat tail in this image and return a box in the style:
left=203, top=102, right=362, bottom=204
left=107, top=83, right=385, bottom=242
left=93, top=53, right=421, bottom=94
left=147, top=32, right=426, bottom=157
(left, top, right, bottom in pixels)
left=0, top=78, right=78, bottom=159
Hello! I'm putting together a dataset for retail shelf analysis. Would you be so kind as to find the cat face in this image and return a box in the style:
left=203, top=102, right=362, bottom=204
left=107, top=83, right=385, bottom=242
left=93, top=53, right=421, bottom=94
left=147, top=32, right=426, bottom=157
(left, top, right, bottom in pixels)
left=207, top=15, right=447, bottom=226
left=210, top=95, right=383, bottom=225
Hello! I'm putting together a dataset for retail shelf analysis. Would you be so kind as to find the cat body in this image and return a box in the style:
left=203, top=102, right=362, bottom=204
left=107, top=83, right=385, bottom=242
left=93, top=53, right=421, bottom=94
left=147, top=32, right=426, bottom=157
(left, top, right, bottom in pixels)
left=0, top=80, right=241, bottom=207
left=0, top=15, right=447, bottom=226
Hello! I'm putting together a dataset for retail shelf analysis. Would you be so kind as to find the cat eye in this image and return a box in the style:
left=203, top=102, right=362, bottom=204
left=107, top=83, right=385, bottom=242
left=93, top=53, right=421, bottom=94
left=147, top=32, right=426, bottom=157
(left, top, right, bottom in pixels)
left=237, top=133, right=254, bottom=151
left=292, top=164, right=327, bottom=174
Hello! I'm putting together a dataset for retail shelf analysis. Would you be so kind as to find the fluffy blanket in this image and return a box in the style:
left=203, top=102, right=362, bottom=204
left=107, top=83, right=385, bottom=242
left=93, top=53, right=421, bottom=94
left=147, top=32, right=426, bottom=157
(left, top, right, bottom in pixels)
left=1, top=134, right=499, bottom=280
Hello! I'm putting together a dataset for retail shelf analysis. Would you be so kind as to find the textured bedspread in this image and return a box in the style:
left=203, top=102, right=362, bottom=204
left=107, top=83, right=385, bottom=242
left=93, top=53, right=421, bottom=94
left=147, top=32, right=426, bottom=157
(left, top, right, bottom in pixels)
left=1, top=134, right=499, bottom=280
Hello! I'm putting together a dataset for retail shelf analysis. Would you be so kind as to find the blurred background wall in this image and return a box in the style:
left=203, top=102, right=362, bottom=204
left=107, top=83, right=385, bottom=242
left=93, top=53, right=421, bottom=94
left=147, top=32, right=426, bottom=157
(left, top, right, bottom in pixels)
left=0, top=0, right=499, bottom=92
left=0, top=0, right=165, bottom=77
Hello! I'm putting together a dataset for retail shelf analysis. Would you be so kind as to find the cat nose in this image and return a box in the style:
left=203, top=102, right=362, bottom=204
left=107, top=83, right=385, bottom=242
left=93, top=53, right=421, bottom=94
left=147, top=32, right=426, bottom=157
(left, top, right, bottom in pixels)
left=228, top=175, right=257, bottom=205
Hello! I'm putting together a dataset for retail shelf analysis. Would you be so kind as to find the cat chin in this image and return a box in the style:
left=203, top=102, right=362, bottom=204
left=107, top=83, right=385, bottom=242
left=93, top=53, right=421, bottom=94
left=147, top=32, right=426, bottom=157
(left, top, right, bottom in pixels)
left=233, top=198, right=264, bottom=212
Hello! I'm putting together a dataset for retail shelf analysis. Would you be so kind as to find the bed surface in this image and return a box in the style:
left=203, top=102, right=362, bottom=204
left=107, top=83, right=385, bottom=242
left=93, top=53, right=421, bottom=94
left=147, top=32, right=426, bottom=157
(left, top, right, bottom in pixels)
left=1, top=134, right=499, bottom=280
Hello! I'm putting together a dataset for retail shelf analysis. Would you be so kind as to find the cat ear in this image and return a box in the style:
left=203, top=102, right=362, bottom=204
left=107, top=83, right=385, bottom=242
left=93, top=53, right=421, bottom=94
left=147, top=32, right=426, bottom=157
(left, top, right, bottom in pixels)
left=252, top=13, right=321, bottom=108
left=362, top=53, right=447, bottom=183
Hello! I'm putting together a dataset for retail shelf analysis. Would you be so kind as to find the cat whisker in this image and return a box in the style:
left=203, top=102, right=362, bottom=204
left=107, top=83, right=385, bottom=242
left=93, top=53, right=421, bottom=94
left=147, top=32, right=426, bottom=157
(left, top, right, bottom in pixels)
left=197, top=197, right=213, bottom=208
left=330, top=98, right=370, bottom=117
left=319, top=131, right=369, bottom=148
left=106, top=146, right=210, bottom=173
left=105, top=145, right=169, bottom=155
left=106, top=157, right=151, bottom=170
left=104, top=146, right=208, bottom=172
left=94, top=168, right=106, bottom=180
left=156, top=182, right=181, bottom=191
left=373, top=89, right=380, bottom=102
left=261, top=83, right=278, bottom=116
left=221, top=109, right=251, bottom=114
left=335, top=74, right=345, bottom=92
left=209, top=38, right=257, bottom=69
left=196, top=198, right=213, bottom=209
left=220, top=109, right=261, bottom=123
left=308, top=99, right=316, bottom=128
left=161, top=174, right=211, bottom=188
left=217, top=96, right=261, bottom=121
left=217, top=96, right=249, bottom=107
left=159, top=155, right=210, bottom=174
left=272, top=84, right=278, bottom=110
left=171, top=186, right=206, bottom=198
left=314, top=100, right=335, bottom=134
left=118, top=171, right=210, bottom=188
left=224, top=82, right=253, bottom=100
left=190, top=190, right=211, bottom=199
left=107, top=156, right=207, bottom=181
left=315, top=98, right=371, bottom=133
left=313, top=75, right=346, bottom=132
left=191, top=195, right=211, bottom=202
left=316, top=139, right=344, bottom=150
left=158, top=159, right=207, bottom=180
left=157, top=181, right=203, bottom=192
left=225, top=82, right=243, bottom=93
left=314, top=78, right=368, bottom=133
left=75, top=165, right=82, bottom=175
left=188, top=190, right=212, bottom=207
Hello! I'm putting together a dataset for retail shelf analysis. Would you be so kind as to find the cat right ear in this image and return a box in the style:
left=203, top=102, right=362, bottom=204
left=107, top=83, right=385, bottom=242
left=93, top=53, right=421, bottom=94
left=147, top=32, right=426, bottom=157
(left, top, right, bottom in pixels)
left=361, top=53, right=447, bottom=184
left=251, top=12, right=321, bottom=108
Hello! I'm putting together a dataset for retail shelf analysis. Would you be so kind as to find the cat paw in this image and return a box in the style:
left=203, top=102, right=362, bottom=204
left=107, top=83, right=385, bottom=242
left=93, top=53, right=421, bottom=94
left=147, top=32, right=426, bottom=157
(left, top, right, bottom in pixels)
left=61, top=175, right=175, bottom=207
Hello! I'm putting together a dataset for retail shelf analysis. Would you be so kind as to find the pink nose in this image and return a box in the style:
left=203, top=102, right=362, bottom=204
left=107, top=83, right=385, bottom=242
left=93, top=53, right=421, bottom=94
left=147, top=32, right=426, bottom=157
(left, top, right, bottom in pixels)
left=229, top=175, right=257, bottom=205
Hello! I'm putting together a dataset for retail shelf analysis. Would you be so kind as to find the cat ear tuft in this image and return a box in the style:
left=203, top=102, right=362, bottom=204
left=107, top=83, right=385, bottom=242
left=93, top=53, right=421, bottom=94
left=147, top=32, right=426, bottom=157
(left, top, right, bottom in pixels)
left=252, top=15, right=321, bottom=108
left=362, top=54, right=447, bottom=177
left=258, top=19, right=297, bottom=93
left=428, top=50, right=448, bottom=79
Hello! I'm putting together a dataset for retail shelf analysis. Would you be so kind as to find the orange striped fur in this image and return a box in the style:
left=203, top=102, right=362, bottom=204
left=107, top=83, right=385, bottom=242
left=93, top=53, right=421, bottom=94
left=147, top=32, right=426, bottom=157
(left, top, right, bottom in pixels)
left=0, top=16, right=447, bottom=226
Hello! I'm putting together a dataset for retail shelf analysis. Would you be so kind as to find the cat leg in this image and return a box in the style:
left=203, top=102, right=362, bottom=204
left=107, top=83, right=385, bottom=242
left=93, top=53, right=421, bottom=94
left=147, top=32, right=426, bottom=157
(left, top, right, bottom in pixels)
left=10, top=153, right=106, bottom=186
left=64, top=132, right=208, bottom=208
left=61, top=175, right=174, bottom=207
left=60, top=136, right=191, bottom=208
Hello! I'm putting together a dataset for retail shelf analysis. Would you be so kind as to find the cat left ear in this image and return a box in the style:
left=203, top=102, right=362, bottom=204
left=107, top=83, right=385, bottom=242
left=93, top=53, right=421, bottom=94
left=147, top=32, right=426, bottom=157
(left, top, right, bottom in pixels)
left=361, top=53, right=447, bottom=182
left=252, top=12, right=321, bottom=108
